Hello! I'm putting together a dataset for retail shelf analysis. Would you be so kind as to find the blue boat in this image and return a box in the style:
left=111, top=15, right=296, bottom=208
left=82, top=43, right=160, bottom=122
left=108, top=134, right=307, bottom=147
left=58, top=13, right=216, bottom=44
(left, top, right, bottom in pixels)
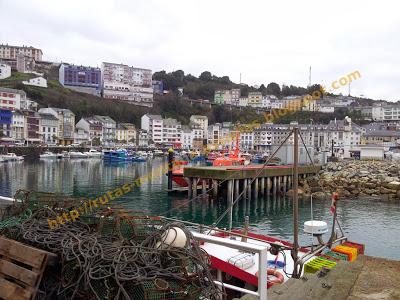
left=132, top=156, right=146, bottom=162
left=102, top=150, right=112, bottom=160
left=109, top=149, right=131, bottom=162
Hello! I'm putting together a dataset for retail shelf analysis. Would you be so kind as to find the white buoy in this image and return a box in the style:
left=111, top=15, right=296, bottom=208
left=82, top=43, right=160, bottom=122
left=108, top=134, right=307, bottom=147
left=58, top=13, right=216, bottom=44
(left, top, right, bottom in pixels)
left=157, top=227, right=187, bottom=249
left=303, top=220, right=328, bottom=235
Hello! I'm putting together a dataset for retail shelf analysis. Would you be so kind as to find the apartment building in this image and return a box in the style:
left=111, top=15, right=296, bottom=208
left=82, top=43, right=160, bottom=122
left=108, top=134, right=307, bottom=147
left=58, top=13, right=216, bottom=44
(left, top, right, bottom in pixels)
left=253, top=117, right=361, bottom=157
left=120, top=123, right=137, bottom=143
left=362, top=123, right=400, bottom=147
left=59, top=64, right=101, bottom=96
left=39, top=113, right=58, bottom=144
left=101, top=62, right=153, bottom=107
left=38, top=108, right=75, bottom=145
left=141, top=114, right=163, bottom=144
left=372, top=104, right=400, bottom=121
left=0, top=44, right=43, bottom=61
left=0, top=87, right=26, bottom=111
left=190, top=115, right=208, bottom=137
left=11, top=110, right=25, bottom=141
left=75, top=117, right=103, bottom=143
left=181, top=126, right=192, bottom=149
left=93, top=115, right=116, bottom=145
left=162, top=118, right=181, bottom=145
left=248, top=92, right=263, bottom=108
left=214, top=89, right=240, bottom=105
left=22, top=110, right=41, bottom=144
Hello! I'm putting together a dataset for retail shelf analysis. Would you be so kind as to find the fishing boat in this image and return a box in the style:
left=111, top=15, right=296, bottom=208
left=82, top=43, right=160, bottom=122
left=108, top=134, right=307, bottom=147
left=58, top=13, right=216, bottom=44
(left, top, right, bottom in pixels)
left=39, top=151, right=58, bottom=159
left=110, top=149, right=131, bottom=162
left=84, top=149, right=102, bottom=158
left=69, top=151, right=88, bottom=159
left=1, top=153, right=24, bottom=162
left=164, top=127, right=364, bottom=299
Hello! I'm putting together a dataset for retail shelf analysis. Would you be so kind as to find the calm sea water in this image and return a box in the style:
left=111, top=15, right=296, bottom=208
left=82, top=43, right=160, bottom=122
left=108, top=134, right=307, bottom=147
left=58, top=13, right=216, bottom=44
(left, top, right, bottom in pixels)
left=1, top=158, right=399, bottom=260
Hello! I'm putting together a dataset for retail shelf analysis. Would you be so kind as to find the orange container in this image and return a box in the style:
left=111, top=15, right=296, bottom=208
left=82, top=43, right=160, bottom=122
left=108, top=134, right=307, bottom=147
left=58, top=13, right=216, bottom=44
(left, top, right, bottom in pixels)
left=343, top=241, right=365, bottom=255
left=333, top=245, right=358, bottom=262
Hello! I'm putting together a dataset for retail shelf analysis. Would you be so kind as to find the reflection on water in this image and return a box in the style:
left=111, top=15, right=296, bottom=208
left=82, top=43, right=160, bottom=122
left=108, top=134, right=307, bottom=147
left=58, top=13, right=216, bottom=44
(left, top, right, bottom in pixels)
left=0, top=159, right=399, bottom=260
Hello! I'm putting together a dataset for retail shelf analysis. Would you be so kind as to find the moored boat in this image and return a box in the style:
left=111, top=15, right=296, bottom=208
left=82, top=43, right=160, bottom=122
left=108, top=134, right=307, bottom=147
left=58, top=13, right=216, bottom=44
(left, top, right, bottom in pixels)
left=39, top=151, right=58, bottom=159
left=84, top=149, right=102, bottom=158
left=69, top=151, right=88, bottom=159
left=1, top=153, right=24, bottom=161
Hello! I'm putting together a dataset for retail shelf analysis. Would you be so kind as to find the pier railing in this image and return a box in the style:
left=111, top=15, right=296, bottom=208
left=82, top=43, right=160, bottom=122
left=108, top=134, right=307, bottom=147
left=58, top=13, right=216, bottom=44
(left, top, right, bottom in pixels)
left=192, top=231, right=268, bottom=300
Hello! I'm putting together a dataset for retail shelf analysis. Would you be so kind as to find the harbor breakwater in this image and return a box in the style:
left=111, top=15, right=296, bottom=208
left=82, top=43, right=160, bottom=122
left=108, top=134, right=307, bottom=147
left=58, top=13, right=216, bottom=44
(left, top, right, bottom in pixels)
left=299, top=161, right=400, bottom=200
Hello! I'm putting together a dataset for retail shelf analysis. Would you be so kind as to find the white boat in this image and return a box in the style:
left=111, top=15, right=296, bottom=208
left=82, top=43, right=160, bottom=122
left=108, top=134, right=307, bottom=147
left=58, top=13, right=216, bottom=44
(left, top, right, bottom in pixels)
left=1, top=153, right=24, bottom=161
left=39, top=151, right=58, bottom=159
left=60, top=151, right=70, bottom=159
left=84, top=149, right=102, bottom=158
left=68, top=151, right=88, bottom=159
left=0, top=156, right=5, bottom=163
left=153, top=150, right=164, bottom=156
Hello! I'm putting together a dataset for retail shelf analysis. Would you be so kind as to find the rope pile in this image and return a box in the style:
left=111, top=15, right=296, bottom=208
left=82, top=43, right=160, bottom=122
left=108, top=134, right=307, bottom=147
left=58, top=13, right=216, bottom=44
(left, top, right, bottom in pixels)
left=0, top=192, right=222, bottom=300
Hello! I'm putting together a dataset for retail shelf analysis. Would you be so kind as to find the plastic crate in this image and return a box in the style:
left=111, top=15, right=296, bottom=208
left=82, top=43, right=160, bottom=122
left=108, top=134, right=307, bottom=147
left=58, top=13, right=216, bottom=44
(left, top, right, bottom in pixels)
left=323, top=250, right=349, bottom=261
left=343, top=241, right=365, bottom=255
left=304, top=257, right=337, bottom=274
left=333, top=245, right=358, bottom=262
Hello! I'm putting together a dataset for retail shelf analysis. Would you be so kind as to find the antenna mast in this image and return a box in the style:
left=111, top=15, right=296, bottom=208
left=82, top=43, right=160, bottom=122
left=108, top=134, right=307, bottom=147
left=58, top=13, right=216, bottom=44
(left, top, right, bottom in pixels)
left=308, top=66, right=312, bottom=87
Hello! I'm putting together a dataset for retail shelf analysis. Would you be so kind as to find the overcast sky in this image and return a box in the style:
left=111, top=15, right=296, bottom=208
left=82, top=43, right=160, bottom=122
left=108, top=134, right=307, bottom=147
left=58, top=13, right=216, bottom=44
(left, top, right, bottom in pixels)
left=1, top=0, right=399, bottom=101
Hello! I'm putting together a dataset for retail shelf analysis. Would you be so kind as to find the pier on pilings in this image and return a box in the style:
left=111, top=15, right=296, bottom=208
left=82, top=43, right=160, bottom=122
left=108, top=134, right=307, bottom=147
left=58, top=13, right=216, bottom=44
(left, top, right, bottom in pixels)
left=183, top=165, right=319, bottom=201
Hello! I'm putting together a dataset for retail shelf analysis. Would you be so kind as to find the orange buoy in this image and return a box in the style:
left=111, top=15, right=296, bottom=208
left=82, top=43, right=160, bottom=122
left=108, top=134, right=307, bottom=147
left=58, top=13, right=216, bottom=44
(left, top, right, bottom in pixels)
left=255, top=268, right=284, bottom=286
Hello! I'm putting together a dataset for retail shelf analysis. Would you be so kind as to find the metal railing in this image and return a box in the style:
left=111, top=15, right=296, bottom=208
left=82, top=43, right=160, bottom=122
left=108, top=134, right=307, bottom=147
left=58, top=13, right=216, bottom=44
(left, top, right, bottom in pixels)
left=192, top=231, right=268, bottom=300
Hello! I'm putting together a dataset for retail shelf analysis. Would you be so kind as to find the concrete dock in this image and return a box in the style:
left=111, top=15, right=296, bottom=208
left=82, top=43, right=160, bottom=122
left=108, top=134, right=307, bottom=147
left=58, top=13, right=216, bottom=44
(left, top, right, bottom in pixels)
left=237, top=255, right=400, bottom=300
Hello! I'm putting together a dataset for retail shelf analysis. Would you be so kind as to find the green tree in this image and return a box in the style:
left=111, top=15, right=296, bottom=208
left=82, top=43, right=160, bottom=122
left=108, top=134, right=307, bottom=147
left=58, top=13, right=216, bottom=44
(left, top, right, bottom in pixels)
left=266, top=82, right=281, bottom=97
left=199, top=71, right=212, bottom=81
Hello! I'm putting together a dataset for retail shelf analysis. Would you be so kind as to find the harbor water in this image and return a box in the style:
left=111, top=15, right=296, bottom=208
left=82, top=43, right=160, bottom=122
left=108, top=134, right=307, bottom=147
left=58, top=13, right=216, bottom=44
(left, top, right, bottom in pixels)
left=1, top=158, right=399, bottom=260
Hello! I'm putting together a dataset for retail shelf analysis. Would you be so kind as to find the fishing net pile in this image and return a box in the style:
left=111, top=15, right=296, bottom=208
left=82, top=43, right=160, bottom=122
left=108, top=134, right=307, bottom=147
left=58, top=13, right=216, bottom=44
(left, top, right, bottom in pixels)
left=0, top=190, right=221, bottom=300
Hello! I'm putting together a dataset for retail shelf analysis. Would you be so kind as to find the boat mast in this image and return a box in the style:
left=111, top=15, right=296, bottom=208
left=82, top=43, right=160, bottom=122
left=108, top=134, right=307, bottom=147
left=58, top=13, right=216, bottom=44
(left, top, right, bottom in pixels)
left=292, top=126, right=300, bottom=278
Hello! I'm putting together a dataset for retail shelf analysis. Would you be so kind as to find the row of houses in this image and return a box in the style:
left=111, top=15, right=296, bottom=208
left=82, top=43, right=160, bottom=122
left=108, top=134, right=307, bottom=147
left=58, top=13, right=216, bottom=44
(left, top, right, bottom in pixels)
left=213, top=89, right=357, bottom=112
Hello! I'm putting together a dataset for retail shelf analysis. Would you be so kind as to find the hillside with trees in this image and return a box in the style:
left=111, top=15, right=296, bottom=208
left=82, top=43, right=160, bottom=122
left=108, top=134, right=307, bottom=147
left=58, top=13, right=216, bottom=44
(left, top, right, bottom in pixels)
left=0, top=67, right=377, bottom=127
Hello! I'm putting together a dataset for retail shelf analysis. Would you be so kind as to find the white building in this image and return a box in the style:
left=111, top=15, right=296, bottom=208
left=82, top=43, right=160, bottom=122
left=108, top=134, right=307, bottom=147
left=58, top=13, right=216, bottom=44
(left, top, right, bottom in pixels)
left=141, top=114, right=163, bottom=144
left=240, top=131, right=254, bottom=150
left=74, top=128, right=90, bottom=145
left=39, top=113, right=58, bottom=144
left=372, top=104, right=400, bottom=121
left=75, top=117, right=103, bottom=144
left=270, top=99, right=284, bottom=109
left=11, top=110, right=25, bottom=141
left=38, top=108, right=75, bottom=145
left=190, top=115, right=208, bottom=138
left=181, top=126, right=192, bottom=149
left=162, top=118, right=181, bottom=145
left=93, top=115, right=116, bottom=145
left=22, top=76, right=47, bottom=88
left=238, top=97, right=248, bottom=107
left=0, top=63, right=11, bottom=79
left=101, top=62, right=153, bottom=107
left=138, top=130, right=149, bottom=146
left=0, top=87, right=26, bottom=111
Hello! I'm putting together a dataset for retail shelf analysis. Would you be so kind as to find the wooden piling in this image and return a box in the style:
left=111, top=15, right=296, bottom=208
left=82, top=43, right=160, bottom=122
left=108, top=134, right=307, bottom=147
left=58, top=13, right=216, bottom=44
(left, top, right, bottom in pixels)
left=260, top=177, right=265, bottom=196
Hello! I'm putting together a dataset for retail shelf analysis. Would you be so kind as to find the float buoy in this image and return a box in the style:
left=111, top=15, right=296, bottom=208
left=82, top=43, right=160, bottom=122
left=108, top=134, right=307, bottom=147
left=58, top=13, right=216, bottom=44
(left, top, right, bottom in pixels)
left=255, top=268, right=284, bottom=286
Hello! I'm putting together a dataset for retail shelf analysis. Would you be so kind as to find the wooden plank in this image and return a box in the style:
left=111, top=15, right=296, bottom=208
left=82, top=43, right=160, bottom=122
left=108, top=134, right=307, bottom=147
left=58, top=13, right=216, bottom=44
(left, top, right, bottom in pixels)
left=0, top=259, right=39, bottom=286
left=0, top=277, right=32, bottom=300
left=0, top=237, right=46, bottom=269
